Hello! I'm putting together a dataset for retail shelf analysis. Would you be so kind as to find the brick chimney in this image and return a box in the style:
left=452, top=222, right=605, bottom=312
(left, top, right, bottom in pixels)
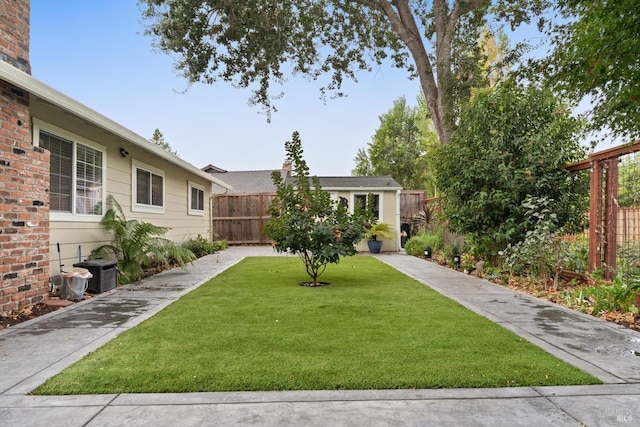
left=0, top=0, right=31, bottom=73
left=0, top=0, right=51, bottom=312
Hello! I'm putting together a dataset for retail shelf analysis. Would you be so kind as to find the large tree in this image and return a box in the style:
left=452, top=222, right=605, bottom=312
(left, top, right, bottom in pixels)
left=352, top=96, right=438, bottom=192
left=139, top=0, right=549, bottom=145
left=542, top=0, right=640, bottom=141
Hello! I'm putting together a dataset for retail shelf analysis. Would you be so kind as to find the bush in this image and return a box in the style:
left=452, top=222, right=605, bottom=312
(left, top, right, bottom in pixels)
left=434, top=78, right=589, bottom=261
left=563, top=236, right=589, bottom=273
left=501, top=196, right=582, bottom=291
left=183, top=235, right=227, bottom=258
left=404, top=229, right=443, bottom=257
left=91, top=195, right=196, bottom=284
left=618, top=241, right=640, bottom=279
left=562, top=275, right=640, bottom=316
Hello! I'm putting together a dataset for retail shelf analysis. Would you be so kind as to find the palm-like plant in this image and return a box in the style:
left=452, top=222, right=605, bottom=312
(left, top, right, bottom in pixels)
left=91, top=195, right=196, bottom=283
left=365, top=221, right=394, bottom=241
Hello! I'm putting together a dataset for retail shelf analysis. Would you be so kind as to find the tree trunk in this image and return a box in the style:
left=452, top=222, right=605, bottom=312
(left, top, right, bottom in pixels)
left=374, top=0, right=487, bottom=146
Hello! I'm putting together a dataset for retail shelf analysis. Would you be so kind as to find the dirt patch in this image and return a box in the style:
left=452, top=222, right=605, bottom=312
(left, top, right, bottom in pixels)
left=0, top=303, right=60, bottom=330
left=298, top=281, right=330, bottom=287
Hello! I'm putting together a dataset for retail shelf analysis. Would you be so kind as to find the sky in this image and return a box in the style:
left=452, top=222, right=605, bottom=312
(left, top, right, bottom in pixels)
left=28, top=1, right=601, bottom=176
left=30, top=0, right=425, bottom=176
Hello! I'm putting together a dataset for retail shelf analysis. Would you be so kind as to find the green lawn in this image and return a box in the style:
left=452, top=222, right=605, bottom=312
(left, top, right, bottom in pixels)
left=34, top=256, right=600, bottom=394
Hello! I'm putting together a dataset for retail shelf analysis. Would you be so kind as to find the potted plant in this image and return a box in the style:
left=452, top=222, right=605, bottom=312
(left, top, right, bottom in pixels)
left=365, top=222, right=394, bottom=253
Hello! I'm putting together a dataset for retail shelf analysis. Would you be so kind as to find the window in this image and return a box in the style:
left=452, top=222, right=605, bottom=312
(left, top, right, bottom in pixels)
left=188, top=181, right=205, bottom=216
left=132, top=160, right=164, bottom=213
left=35, top=122, right=105, bottom=220
left=353, top=193, right=381, bottom=220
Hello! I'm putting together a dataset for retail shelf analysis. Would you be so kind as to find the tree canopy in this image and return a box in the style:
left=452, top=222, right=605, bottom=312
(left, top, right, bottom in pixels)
left=435, top=78, right=589, bottom=260
left=150, top=128, right=178, bottom=155
left=139, top=0, right=549, bottom=145
left=352, top=96, right=438, bottom=193
left=541, top=0, right=640, bottom=141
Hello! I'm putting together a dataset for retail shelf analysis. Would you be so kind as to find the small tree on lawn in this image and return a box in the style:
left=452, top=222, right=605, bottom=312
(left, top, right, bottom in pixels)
left=264, top=131, right=369, bottom=286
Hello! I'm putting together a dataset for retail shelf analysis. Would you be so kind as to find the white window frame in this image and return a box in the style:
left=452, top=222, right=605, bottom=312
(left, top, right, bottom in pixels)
left=351, top=192, right=383, bottom=221
left=188, top=181, right=205, bottom=216
left=132, top=159, right=165, bottom=214
left=32, top=119, right=106, bottom=223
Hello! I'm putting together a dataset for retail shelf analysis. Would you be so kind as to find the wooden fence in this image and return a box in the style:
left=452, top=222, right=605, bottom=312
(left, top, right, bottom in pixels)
left=565, top=140, right=640, bottom=279
left=399, top=191, right=426, bottom=223
left=211, top=190, right=443, bottom=245
left=211, top=193, right=276, bottom=245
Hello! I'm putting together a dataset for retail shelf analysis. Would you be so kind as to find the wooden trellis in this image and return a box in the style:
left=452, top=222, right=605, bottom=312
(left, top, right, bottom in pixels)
left=565, top=141, right=640, bottom=280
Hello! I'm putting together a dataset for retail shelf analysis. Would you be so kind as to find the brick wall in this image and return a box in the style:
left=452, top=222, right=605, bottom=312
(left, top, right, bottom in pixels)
left=1, top=0, right=51, bottom=312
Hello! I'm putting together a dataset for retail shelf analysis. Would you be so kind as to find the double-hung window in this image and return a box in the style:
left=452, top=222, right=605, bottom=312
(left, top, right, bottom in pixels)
left=353, top=193, right=381, bottom=220
left=35, top=121, right=105, bottom=220
left=132, top=159, right=164, bottom=213
left=188, top=181, right=205, bottom=216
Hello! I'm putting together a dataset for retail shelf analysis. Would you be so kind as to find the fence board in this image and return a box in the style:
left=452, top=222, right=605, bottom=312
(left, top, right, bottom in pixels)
left=399, top=191, right=426, bottom=223
left=211, top=193, right=276, bottom=244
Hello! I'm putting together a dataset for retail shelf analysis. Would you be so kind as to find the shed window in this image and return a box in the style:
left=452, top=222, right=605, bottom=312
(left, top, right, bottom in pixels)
left=354, top=193, right=380, bottom=220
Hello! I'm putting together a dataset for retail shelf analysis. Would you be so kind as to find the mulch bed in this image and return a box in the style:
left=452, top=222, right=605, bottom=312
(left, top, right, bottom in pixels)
left=0, top=303, right=60, bottom=330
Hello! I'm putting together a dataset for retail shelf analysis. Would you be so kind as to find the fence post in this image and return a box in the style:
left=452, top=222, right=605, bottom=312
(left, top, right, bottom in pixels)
left=603, top=158, right=619, bottom=280
left=588, top=160, right=603, bottom=273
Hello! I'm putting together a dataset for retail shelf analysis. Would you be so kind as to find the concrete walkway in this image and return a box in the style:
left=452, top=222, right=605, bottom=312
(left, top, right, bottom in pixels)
left=0, top=247, right=639, bottom=426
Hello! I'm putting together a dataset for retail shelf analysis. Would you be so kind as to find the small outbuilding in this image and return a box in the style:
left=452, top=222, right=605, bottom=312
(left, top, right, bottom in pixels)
left=204, top=165, right=402, bottom=251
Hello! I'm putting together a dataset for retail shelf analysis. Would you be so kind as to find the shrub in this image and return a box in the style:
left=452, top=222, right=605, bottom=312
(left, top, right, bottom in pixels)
left=618, top=241, right=640, bottom=279
left=434, top=78, right=589, bottom=261
left=501, top=196, right=581, bottom=291
left=183, top=234, right=227, bottom=258
left=613, top=275, right=640, bottom=313
left=563, top=236, right=589, bottom=273
left=91, top=195, right=196, bottom=284
left=404, top=229, right=443, bottom=257
left=562, top=275, right=640, bottom=316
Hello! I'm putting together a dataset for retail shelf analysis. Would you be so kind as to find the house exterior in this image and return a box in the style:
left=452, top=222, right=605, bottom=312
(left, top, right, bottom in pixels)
left=0, top=0, right=230, bottom=312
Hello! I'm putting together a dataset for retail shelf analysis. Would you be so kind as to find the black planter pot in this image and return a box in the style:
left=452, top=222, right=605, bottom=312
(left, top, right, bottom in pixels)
left=367, top=240, right=383, bottom=253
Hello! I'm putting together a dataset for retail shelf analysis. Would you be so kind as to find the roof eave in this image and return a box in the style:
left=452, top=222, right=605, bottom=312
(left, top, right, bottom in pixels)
left=321, top=186, right=403, bottom=192
left=0, top=61, right=232, bottom=190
